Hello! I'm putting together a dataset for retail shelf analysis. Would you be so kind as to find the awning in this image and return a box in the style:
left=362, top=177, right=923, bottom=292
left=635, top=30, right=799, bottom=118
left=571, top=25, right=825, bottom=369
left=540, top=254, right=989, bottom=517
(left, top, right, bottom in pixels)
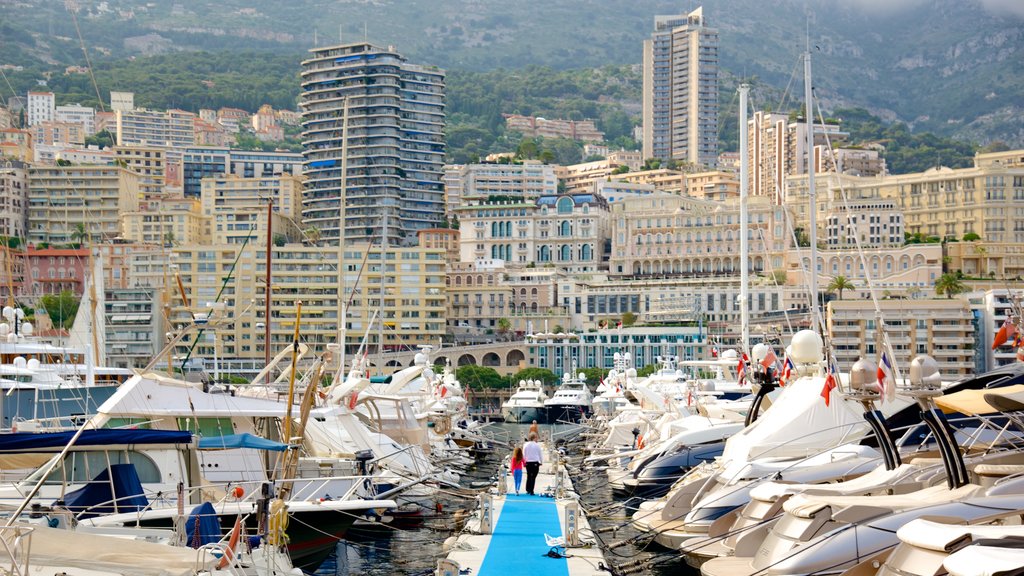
left=936, top=384, right=1024, bottom=415
left=984, top=387, right=1024, bottom=414
left=197, top=432, right=287, bottom=452
left=0, top=429, right=193, bottom=452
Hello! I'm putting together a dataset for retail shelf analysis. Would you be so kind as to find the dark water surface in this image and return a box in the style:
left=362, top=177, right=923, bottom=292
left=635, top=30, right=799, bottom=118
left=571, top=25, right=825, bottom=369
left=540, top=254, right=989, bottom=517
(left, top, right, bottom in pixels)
left=315, top=423, right=695, bottom=576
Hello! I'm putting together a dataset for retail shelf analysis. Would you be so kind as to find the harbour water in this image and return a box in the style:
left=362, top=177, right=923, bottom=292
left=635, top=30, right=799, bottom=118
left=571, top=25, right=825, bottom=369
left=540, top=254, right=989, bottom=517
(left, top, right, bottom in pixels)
left=315, top=422, right=693, bottom=576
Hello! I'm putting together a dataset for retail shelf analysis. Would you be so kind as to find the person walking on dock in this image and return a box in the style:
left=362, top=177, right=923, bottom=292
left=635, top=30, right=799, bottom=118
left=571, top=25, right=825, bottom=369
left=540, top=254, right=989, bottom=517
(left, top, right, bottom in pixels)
left=523, top=433, right=543, bottom=495
left=509, top=446, right=525, bottom=495
left=529, top=419, right=539, bottom=438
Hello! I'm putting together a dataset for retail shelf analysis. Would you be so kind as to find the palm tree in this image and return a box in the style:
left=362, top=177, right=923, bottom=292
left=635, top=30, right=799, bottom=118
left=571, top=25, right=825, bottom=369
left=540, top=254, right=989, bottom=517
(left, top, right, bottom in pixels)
left=935, top=273, right=968, bottom=299
left=162, top=231, right=176, bottom=248
left=827, top=275, right=855, bottom=300
left=496, top=317, right=512, bottom=341
left=71, top=223, right=88, bottom=247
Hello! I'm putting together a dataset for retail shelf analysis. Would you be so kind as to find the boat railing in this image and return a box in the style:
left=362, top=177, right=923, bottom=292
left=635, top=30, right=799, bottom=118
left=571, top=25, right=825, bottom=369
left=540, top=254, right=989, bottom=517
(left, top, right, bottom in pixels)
left=0, top=524, right=33, bottom=576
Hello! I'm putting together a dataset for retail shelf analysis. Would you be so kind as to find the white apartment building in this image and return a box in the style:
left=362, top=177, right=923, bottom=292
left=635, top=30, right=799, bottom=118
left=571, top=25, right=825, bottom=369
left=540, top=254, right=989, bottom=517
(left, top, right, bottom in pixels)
left=55, top=104, right=97, bottom=136
left=26, top=91, right=55, bottom=127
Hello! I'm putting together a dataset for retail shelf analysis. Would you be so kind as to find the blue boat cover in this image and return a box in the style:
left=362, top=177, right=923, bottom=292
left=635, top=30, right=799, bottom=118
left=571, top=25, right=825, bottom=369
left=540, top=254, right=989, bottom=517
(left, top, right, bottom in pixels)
left=197, top=433, right=287, bottom=452
left=61, top=463, right=149, bottom=519
left=185, top=502, right=222, bottom=548
left=0, top=429, right=192, bottom=452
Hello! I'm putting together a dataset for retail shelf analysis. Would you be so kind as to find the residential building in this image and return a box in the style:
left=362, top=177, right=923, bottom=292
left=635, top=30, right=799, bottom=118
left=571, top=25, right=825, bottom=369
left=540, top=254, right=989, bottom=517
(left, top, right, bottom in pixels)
left=0, top=107, right=14, bottom=130
left=252, top=104, right=277, bottom=132
left=194, top=119, right=231, bottom=147
left=0, top=129, right=33, bottom=162
left=33, top=145, right=112, bottom=166
left=787, top=244, right=942, bottom=298
left=683, top=170, right=739, bottom=201
left=113, top=145, right=165, bottom=197
left=446, top=161, right=558, bottom=202
left=825, top=199, right=904, bottom=248
left=27, top=165, right=141, bottom=245
left=417, top=228, right=460, bottom=266
left=26, top=91, right=55, bottom=127
left=115, top=108, right=196, bottom=148
left=0, top=247, right=25, bottom=300
left=608, top=192, right=786, bottom=277
left=447, top=260, right=511, bottom=336
left=442, top=165, right=465, bottom=216
left=0, top=160, right=28, bottom=239
left=503, top=114, right=604, bottom=142
left=96, top=240, right=164, bottom=289
left=827, top=298, right=974, bottom=379
left=747, top=111, right=849, bottom=203
left=642, top=8, right=719, bottom=166
left=827, top=146, right=886, bottom=177
left=301, top=42, right=446, bottom=245
left=785, top=149, right=1024, bottom=245
left=182, top=147, right=301, bottom=198
left=506, top=267, right=567, bottom=336
left=31, top=121, right=86, bottom=147
left=199, top=174, right=303, bottom=220
left=456, top=193, right=610, bottom=273
left=945, top=241, right=1024, bottom=280
left=593, top=180, right=657, bottom=204
left=558, top=151, right=644, bottom=193
left=613, top=168, right=686, bottom=194
left=121, top=197, right=209, bottom=246
left=110, top=91, right=135, bottom=112
left=584, top=143, right=610, bottom=158
left=168, top=243, right=446, bottom=368
left=977, top=289, right=1021, bottom=372
left=21, top=247, right=89, bottom=298
left=55, top=104, right=96, bottom=135
left=105, top=286, right=163, bottom=369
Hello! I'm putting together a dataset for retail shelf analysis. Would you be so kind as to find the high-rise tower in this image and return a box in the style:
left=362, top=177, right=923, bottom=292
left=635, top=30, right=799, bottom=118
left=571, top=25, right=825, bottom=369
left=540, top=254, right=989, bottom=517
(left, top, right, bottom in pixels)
left=642, top=8, right=719, bottom=167
left=300, top=43, right=446, bottom=246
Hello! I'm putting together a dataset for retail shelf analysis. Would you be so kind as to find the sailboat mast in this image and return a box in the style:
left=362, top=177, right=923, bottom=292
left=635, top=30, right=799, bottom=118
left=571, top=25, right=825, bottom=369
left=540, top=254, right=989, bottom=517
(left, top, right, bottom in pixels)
left=338, top=97, right=349, bottom=374
left=378, top=207, right=387, bottom=375
left=264, top=198, right=273, bottom=384
left=804, top=51, right=820, bottom=329
left=739, top=83, right=750, bottom=355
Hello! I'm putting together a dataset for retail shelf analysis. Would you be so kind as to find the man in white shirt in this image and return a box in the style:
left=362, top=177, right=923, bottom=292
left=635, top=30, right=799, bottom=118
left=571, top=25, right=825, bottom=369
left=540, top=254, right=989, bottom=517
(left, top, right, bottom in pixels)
left=523, top=433, right=543, bottom=495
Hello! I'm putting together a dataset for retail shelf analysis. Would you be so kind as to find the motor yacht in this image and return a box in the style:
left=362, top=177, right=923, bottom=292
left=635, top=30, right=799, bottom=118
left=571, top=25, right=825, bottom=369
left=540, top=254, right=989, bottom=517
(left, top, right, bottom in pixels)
left=501, top=379, right=548, bottom=423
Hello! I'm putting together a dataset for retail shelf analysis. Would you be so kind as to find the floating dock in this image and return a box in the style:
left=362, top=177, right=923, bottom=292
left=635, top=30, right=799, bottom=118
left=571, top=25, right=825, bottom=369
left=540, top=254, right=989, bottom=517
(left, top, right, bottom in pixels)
left=440, top=444, right=608, bottom=576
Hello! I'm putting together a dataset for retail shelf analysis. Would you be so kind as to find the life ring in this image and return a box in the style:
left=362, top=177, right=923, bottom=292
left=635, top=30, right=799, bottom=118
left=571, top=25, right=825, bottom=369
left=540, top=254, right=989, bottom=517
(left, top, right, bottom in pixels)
left=217, top=517, right=242, bottom=569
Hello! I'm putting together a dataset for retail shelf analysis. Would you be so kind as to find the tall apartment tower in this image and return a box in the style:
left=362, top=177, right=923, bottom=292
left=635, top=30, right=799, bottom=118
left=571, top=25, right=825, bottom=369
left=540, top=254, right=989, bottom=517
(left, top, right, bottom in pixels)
left=26, top=92, right=55, bottom=127
left=642, top=8, right=719, bottom=167
left=300, top=42, right=446, bottom=246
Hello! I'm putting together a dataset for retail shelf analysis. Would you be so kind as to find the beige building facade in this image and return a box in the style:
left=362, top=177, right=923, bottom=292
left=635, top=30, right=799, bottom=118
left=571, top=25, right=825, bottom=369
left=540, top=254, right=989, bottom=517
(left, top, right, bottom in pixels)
left=827, top=298, right=975, bottom=379
left=27, top=165, right=140, bottom=244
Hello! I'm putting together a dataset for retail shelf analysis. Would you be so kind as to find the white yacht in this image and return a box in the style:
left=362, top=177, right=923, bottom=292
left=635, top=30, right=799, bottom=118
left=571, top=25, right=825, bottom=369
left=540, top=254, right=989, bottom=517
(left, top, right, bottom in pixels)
left=544, top=370, right=593, bottom=423
left=501, top=379, right=548, bottom=423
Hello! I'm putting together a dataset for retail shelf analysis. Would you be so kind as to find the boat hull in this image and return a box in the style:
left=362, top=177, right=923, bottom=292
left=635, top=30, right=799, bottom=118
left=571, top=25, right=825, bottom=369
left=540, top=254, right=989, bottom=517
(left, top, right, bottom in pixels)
left=501, top=405, right=545, bottom=424
left=543, top=403, right=590, bottom=424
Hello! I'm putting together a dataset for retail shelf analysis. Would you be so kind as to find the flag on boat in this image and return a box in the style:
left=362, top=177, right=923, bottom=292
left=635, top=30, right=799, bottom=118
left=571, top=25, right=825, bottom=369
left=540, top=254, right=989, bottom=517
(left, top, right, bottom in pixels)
left=440, top=385, right=448, bottom=398
left=737, top=352, right=749, bottom=385
left=993, top=319, right=1016, bottom=350
left=877, top=351, right=895, bottom=402
left=820, top=368, right=838, bottom=406
left=760, top=345, right=779, bottom=370
left=781, top=356, right=795, bottom=385
left=1014, top=330, right=1023, bottom=349
left=711, top=346, right=719, bottom=358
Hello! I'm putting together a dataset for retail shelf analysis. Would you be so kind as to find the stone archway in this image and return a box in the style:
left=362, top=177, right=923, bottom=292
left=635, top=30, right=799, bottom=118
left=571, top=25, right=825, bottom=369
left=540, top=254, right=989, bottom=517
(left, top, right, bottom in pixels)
left=482, top=352, right=501, bottom=366
left=457, top=353, right=476, bottom=366
left=506, top=349, right=526, bottom=367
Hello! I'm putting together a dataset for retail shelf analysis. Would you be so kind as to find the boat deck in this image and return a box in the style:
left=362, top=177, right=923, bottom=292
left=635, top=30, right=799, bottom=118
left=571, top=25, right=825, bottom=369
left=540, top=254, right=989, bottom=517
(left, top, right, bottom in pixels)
left=442, top=447, right=607, bottom=576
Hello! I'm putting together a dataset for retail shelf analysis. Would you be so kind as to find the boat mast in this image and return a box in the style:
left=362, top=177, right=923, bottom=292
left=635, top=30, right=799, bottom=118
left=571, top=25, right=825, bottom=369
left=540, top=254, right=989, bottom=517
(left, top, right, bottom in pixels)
left=739, top=83, right=750, bottom=356
left=804, top=49, right=821, bottom=332
left=338, top=97, right=349, bottom=376
left=264, top=198, right=273, bottom=384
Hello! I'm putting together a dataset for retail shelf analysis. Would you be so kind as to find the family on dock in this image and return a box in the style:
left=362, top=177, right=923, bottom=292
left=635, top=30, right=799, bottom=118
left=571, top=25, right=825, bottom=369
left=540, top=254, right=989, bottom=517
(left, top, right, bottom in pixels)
left=509, top=422, right=543, bottom=495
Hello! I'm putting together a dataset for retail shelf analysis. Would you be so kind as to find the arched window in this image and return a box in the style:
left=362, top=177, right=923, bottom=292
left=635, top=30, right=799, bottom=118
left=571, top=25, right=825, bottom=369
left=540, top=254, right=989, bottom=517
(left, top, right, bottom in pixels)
left=560, top=245, right=571, bottom=261
left=560, top=221, right=571, bottom=236
left=557, top=197, right=574, bottom=214
left=539, top=245, right=550, bottom=262
left=491, top=222, right=498, bottom=237
left=581, top=244, right=592, bottom=261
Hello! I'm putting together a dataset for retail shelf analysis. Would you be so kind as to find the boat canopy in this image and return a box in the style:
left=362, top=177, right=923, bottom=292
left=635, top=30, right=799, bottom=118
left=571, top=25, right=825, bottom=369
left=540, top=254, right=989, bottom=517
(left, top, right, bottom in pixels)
left=936, top=384, right=1024, bottom=416
left=197, top=432, right=287, bottom=452
left=0, top=429, right=192, bottom=452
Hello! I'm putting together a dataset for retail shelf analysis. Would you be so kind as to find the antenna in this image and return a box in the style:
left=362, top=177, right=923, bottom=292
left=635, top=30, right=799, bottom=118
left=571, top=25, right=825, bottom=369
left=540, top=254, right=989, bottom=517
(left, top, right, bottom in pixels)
left=363, top=22, right=368, bottom=42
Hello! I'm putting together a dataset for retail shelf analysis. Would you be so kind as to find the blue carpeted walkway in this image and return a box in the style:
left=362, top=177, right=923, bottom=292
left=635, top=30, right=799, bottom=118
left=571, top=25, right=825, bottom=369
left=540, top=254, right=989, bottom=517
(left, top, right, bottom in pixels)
left=477, top=494, right=569, bottom=576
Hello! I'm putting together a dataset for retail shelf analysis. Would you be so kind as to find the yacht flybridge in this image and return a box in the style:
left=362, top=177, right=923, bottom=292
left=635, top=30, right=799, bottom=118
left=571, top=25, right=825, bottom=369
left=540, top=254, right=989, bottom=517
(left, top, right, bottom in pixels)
left=501, top=379, right=548, bottom=423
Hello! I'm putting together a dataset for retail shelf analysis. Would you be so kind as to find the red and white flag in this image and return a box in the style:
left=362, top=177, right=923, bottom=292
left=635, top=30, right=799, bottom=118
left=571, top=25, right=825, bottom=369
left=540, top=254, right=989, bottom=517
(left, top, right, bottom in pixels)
left=876, top=351, right=895, bottom=402
left=820, top=369, right=838, bottom=407
left=993, top=319, right=1016, bottom=350
left=737, top=353, right=749, bottom=385
left=760, top=345, right=779, bottom=370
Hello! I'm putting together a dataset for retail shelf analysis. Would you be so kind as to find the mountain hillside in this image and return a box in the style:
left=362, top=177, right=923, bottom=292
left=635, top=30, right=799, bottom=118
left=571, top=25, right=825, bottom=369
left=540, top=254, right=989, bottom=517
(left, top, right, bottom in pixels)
left=1, top=0, right=1021, bottom=145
